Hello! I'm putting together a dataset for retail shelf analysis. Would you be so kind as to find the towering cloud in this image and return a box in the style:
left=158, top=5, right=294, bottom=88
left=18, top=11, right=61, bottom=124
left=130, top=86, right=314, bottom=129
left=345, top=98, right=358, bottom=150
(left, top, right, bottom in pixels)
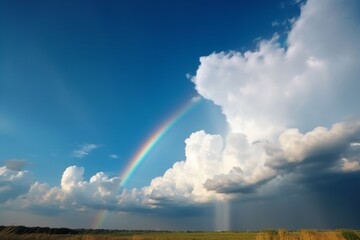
left=144, top=0, right=360, bottom=203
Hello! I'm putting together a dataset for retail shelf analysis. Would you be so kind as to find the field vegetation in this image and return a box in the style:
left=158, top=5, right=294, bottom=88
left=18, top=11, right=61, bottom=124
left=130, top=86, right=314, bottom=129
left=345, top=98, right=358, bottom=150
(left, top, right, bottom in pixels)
left=0, top=226, right=359, bottom=240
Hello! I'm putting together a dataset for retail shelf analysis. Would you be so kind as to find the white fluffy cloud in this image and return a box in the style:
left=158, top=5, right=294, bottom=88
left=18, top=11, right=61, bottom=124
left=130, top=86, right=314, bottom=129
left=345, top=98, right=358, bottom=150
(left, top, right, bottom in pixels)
left=144, top=130, right=277, bottom=200
left=6, top=166, right=127, bottom=213
left=277, top=122, right=360, bottom=163
left=143, top=0, right=360, bottom=202
left=59, top=166, right=124, bottom=209
left=144, top=131, right=224, bottom=204
left=192, top=1, right=360, bottom=142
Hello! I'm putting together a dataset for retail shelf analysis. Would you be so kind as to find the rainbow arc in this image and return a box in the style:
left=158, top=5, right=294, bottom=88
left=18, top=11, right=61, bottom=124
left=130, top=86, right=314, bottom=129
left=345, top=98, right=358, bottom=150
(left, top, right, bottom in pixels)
left=92, top=97, right=201, bottom=229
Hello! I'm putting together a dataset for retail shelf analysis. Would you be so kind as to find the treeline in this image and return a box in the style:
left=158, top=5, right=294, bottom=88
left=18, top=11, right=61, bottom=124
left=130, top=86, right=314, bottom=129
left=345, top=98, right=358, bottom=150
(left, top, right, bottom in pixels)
left=0, top=226, right=175, bottom=235
left=0, top=226, right=79, bottom=235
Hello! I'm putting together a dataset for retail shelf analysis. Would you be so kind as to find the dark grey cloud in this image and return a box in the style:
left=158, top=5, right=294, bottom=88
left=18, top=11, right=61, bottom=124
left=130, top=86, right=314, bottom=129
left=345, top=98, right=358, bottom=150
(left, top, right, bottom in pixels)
left=4, top=159, right=27, bottom=171
left=0, top=180, right=30, bottom=202
left=203, top=167, right=273, bottom=194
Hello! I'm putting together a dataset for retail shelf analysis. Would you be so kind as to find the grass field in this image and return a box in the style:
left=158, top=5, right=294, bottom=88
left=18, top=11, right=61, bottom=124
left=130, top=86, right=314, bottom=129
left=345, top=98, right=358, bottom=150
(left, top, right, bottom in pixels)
left=1, top=227, right=359, bottom=240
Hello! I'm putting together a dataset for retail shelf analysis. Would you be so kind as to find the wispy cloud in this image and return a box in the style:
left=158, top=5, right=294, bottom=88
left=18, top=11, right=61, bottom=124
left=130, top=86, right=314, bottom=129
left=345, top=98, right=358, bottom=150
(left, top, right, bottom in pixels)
left=109, top=154, right=119, bottom=159
left=71, top=144, right=100, bottom=159
left=191, top=95, right=202, bottom=103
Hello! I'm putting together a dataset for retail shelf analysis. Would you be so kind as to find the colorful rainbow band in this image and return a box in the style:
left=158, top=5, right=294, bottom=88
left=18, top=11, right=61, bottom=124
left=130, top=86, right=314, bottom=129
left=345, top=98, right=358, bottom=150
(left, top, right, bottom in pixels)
left=119, top=97, right=201, bottom=186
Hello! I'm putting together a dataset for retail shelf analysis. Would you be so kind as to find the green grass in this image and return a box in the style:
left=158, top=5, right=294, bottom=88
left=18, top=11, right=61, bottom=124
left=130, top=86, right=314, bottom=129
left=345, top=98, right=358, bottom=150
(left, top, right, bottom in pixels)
left=1, top=226, right=359, bottom=240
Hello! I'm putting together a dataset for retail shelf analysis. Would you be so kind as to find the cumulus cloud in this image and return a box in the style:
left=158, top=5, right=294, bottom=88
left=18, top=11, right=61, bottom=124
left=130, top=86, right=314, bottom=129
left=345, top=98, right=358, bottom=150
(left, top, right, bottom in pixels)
left=0, top=166, right=32, bottom=202
left=2, top=165, right=153, bottom=215
left=144, top=131, right=224, bottom=204
left=143, top=130, right=277, bottom=199
left=58, top=166, right=125, bottom=209
left=267, top=121, right=360, bottom=169
left=142, top=0, right=360, bottom=204
left=6, top=166, right=129, bottom=213
left=71, top=144, right=100, bottom=159
left=192, top=1, right=360, bottom=141
left=14, top=182, right=65, bottom=215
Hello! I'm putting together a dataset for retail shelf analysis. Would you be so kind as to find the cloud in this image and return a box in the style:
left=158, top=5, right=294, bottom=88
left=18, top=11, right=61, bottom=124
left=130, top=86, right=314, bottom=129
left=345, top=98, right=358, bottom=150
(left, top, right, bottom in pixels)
left=59, top=166, right=126, bottom=210
left=143, top=130, right=224, bottom=204
left=1, top=164, right=152, bottom=215
left=109, top=154, right=119, bottom=159
left=6, top=166, right=127, bottom=214
left=267, top=121, right=360, bottom=169
left=187, top=0, right=359, bottom=189
left=192, top=1, right=360, bottom=142
left=14, top=182, right=65, bottom=215
left=203, top=167, right=274, bottom=194
left=60, top=166, right=84, bottom=192
left=3, top=159, right=28, bottom=171
left=141, top=0, right=360, bottom=204
left=342, top=158, right=360, bottom=172
left=190, top=95, right=202, bottom=103
left=71, top=144, right=100, bottom=159
left=0, top=166, right=32, bottom=202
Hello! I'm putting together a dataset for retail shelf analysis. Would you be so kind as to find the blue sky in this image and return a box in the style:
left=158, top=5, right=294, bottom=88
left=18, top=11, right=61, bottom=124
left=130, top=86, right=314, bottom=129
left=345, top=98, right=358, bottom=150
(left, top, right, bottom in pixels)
left=1, top=0, right=360, bottom=230
left=0, top=0, right=299, bottom=188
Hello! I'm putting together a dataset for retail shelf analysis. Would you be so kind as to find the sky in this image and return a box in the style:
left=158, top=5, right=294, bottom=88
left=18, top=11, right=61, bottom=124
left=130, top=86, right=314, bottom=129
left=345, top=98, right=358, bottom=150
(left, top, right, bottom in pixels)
left=1, top=0, right=360, bottom=231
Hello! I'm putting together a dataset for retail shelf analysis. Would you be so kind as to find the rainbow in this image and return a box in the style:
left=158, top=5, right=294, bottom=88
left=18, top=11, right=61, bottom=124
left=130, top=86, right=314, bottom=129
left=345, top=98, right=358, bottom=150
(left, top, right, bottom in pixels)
left=119, top=97, right=201, bottom=186
left=92, top=97, right=201, bottom=229
left=92, top=210, right=107, bottom=229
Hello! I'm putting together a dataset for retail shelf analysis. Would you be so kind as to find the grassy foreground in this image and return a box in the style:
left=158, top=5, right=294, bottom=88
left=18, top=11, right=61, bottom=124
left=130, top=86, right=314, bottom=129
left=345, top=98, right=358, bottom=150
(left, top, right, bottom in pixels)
left=1, top=227, right=360, bottom=240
